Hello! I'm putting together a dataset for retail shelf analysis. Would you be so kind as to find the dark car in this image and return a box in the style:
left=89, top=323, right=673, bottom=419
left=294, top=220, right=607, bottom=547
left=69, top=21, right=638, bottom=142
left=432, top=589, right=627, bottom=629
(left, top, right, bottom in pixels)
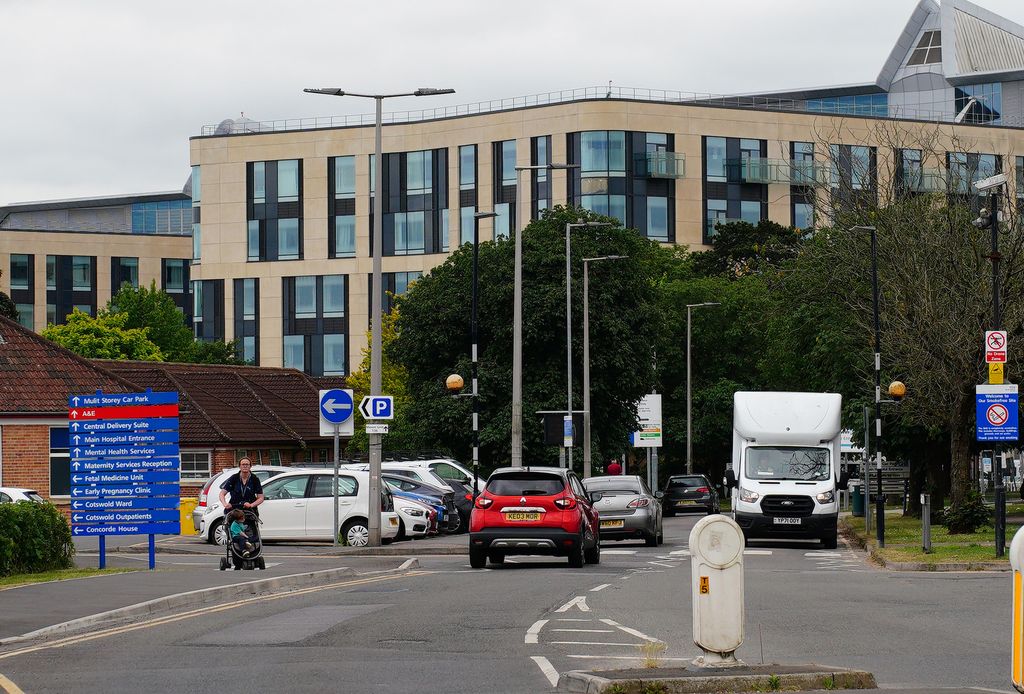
left=662, top=474, right=720, bottom=516
left=442, top=479, right=475, bottom=533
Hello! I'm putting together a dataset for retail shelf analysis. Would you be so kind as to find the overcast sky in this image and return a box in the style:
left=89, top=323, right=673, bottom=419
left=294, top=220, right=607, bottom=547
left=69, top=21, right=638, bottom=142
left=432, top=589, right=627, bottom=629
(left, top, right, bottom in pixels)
left=3, top=0, right=1022, bottom=206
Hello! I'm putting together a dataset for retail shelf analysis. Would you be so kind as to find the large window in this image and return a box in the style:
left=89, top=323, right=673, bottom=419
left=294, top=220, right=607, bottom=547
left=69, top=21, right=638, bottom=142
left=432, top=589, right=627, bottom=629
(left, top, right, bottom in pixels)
left=164, top=259, right=186, bottom=294
left=295, top=276, right=316, bottom=319
left=334, top=156, right=355, bottom=199
left=71, top=256, right=92, bottom=290
left=394, top=211, right=426, bottom=255
left=459, top=146, right=476, bottom=190
left=49, top=427, right=70, bottom=497
left=955, top=83, right=1002, bottom=125
left=948, top=152, right=999, bottom=195
left=15, top=304, right=33, bottom=330
left=830, top=145, right=875, bottom=191
left=130, top=199, right=192, bottom=235
left=908, top=30, right=941, bottom=65
left=283, top=335, right=305, bottom=371
left=9, top=254, right=29, bottom=289
left=407, top=151, right=432, bottom=196
left=248, top=221, right=261, bottom=262
left=581, top=131, right=626, bottom=177
left=334, top=216, right=356, bottom=257
left=46, top=256, right=56, bottom=290
left=806, top=93, right=888, bottom=118
left=278, top=160, right=300, bottom=202
left=323, top=334, right=346, bottom=376
left=580, top=194, right=626, bottom=225
left=180, top=451, right=211, bottom=481
left=494, top=203, right=510, bottom=240
left=460, top=206, right=476, bottom=246
left=499, top=140, right=516, bottom=186
left=706, top=199, right=727, bottom=238
left=705, top=137, right=727, bottom=182
left=249, top=159, right=303, bottom=261
left=646, top=197, right=669, bottom=242
left=740, top=200, right=762, bottom=224
left=793, top=202, right=814, bottom=230
left=278, top=219, right=300, bottom=260
left=323, top=275, right=345, bottom=318
left=241, top=278, right=256, bottom=321
left=253, top=162, right=266, bottom=204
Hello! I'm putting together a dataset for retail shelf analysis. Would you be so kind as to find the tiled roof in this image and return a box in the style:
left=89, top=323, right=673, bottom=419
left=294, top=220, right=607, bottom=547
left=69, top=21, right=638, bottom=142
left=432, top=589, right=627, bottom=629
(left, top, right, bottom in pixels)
left=99, top=360, right=330, bottom=447
left=0, top=316, right=135, bottom=414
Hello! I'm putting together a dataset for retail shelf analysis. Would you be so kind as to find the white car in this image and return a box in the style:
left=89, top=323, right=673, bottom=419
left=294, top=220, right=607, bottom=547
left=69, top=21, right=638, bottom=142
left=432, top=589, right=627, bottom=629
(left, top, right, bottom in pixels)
left=0, top=487, right=45, bottom=503
left=194, top=465, right=289, bottom=545
left=393, top=496, right=435, bottom=539
left=342, top=459, right=479, bottom=492
left=257, top=469, right=400, bottom=546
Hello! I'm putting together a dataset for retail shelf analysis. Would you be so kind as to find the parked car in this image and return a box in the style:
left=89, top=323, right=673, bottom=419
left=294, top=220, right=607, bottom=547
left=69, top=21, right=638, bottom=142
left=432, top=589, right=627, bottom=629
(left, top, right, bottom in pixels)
left=382, top=462, right=458, bottom=492
left=0, top=487, right=45, bottom=503
left=392, top=496, right=435, bottom=540
left=469, top=466, right=601, bottom=569
left=443, top=479, right=475, bottom=532
left=417, top=458, right=482, bottom=493
left=662, top=474, right=720, bottom=516
left=257, top=469, right=400, bottom=545
left=193, top=465, right=290, bottom=545
left=383, top=473, right=461, bottom=533
left=582, top=475, right=663, bottom=547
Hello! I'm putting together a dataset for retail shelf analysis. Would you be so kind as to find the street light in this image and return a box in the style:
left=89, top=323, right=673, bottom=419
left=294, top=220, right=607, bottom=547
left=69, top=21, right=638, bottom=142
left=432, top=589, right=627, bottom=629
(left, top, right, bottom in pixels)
left=304, top=85, right=454, bottom=546
left=511, top=163, right=577, bottom=467
left=565, top=220, right=613, bottom=471
left=470, top=211, right=497, bottom=491
left=686, top=302, right=720, bottom=475
left=582, top=255, right=627, bottom=479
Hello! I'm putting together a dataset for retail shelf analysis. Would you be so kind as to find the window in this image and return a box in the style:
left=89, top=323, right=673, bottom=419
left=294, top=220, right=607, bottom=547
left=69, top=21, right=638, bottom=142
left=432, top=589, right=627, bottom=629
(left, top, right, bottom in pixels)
left=460, top=207, right=476, bottom=245
left=406, top=151, right=432, bottom=196
left=130, top=200, right=192, bottom=235
left=15, top=304, right=33, bottom=330
left=192, top=280, right=203, bottom=323
left=394, top=271, right=421, bottom=296
left=830, top=145, right=874, bottom=191
left=334, top=156, right=355, bottom=199
left=536, top=137, right=549, bottom=182
left=954, top=83, right=1003, bottom=125
left=323, top=275, right=345, bottom=318
left=118, top=257, right=139, bottom=289
left=323, top=334, right=346, bottom=376
left=248, top=221, right=261, bottom=261
left=46, top=255, right=55, bottom=290
left=253, top=162, right=266, bottom=204
left=72, top=256, right=91, bottom=290
left=180, top=452, right=211, bottom=480
left=191, top=165, right=201, bottom=204
left=791, top=142, right=814, bottom=185
left=278, top=160, right=300, bottom=202
left=241, top=278, right=256, bottom=320
left=807, top=94, right=888, bottom=118
left=500, top=140, right=516, bottom=186
left=739, top=139, right=761, bottom=161
left=394, top=211, right=425, bottom=255
left=295, top=276, right=316, bottom=318
left=705, top=137, right=727, bottom=182
left=580, top=194, right=626, bottom=225
left=192, top=223, right=201, bottom=262
left=311, top=475, right=357, bottom=497
left=901, top=149, right=923, bottom=190
left=441, top=209, right=450, bottom=253
left=278, top=219, right=300, bottom=260
left=283, top=335, right=305, bottom=371
left=164, top=259, right=185, bottom=293
left=263, top=475, right=310, bottom=500
left=851, top=146, right=871, bottom=190
left=334, top=216, right=356, bottom=257
left=73, top=304, right=92, bottom=316
left=430, top=462, right=470, bottom=484
left=647, top=197, right=669, bottom=242
left=459, top=146, right=476, bottom=189
left=908, top=30, right=941, bottom=66
left=242, top=335, right=256, bottom=363
left=740, top=201, right=762, bottom=224
left=49, top=427, right=70, bottom=497
left=706, top=199, right=727, bottom=239
left=9, top=254, right=29, bottom=289
left=793, top=202, right=814, bottom=230
left=494, top=203, right=510, bottom=240
left=47, top=303, right=56, bottom=326
left=580, top=131, right=626, bottom=177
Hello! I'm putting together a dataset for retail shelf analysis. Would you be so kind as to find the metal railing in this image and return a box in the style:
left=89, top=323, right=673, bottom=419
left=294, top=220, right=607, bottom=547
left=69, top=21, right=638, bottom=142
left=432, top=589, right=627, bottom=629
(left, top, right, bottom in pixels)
left=636, top=151, right=686, bottom=178
left=199, top=85, right=1024, bottom=136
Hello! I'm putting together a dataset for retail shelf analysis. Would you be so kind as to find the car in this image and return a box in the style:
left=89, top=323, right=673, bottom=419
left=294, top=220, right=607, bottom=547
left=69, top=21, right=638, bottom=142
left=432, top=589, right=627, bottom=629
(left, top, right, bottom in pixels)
left=583, top=475, right=664, bottom=547
left=415, top=458, right=482, bottom=493
left=382, top=463, right=457, bottom=492
left=257, top=469, right=400, bottom=545
left=392, top=496, right=435, bottom=540
left=662, top=474, right=720, bottom=516
left=193, top=465, right=291, bottom=545
left=383, top=473, right=462, bottom=533
left=0, top=487, right=45, bottom=503
left=469, top=466, right=601, bottom=569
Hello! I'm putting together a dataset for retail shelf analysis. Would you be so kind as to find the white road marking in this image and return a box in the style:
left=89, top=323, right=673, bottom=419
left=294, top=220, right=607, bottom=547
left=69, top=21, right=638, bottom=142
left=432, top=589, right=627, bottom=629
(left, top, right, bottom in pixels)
left=648, top=561, right=675, bottom=568
left=505, top=558, right=520, bottom=563
left=525, top=619, right=548, bottom=644
left=601, top=549, right=637, bottom=555
left=555, top=596, right=589, bottom=613
left=530, top=656, right=560, bottom=688
left=550, top=640, right=644, bottom=646
left=590, top=583, right=610, bottom=592
left=555, top=618, right=593, bottom=622
left=398, top=558, right=417, bottom=570
left=566, top=655, right=695, bottom=661
left=551, top=628, right=614, bottom=633
left=600, top=618, right=662, bottom=642
left=805, top=551, right=842, bottom=558
left=669, top=549, right=690, bottom=555
left=743, top=549, right=773, bottom=555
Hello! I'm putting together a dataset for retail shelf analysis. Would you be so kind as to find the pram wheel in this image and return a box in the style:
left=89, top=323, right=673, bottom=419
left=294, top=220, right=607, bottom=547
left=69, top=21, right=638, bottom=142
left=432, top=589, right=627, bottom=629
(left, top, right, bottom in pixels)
left=219, top=557, right=229, bottom=571
left=256, top=557, right=266, bottom=570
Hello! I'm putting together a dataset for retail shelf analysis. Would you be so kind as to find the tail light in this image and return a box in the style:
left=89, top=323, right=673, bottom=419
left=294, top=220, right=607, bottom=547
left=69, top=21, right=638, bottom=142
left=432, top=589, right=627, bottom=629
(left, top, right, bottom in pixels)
left=475, top=496, right=493, bottom=509
left=198, top=478, right=215, bottom=507
left=465, top=493, right=473, bottom=501
left=627, top=498, right=650, bottom=508
left=554, top=496, right=577, bottom=510
left=696, top=487, right=710, bottom=493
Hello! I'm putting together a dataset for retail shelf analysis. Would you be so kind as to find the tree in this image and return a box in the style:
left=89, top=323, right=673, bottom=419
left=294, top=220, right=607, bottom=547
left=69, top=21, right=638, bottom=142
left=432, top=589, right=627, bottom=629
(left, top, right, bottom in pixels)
left=42, top=310, right=163, bottom=361
left=0, top=268, right=17, bottom=321
left=189, top=338, right=247, bottom=365
left=393, top=206, right=664, bottom=469
left=108, top=282, right=195, bottom=362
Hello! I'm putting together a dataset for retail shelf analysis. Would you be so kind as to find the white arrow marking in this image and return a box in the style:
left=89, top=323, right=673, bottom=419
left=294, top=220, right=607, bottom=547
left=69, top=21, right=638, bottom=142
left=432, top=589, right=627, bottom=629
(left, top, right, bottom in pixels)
left=72, top=488, right=83, bottom=497
left=72, top=397, right=80, bottom=406
left=73, top=448, right=81, bottom=457
left=529, top=656, right=559, bottom=688
left=524, top=619, right=548, bottom=644
left=71, top=422, right=79, bottom=431
left=73, top=435, right=81, bottom=444
left=555, top=596, right=589, bottom=613
left=321, top=398, right=352, bottom=414
left=73, top=527, right=83, bottom=535
left=72, top=475, right=82, bottom=483
left=72, top=462, right=81, bottom=470
left=70, top=410, right=79, bottom=419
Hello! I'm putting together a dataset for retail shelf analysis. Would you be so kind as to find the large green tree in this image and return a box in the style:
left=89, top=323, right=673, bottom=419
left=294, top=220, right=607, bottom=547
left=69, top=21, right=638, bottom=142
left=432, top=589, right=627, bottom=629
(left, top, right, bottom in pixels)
left=42, top=310, right=163, bottom=361
left=393, top=206, right=665, bottom=469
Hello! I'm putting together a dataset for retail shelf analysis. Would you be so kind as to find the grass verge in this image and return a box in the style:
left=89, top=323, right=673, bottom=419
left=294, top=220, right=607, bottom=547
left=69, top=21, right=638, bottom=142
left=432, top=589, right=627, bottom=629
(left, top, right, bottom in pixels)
left=841, top=514, right=1016, bottom=566
left=0, top=567, right=135, bottom=589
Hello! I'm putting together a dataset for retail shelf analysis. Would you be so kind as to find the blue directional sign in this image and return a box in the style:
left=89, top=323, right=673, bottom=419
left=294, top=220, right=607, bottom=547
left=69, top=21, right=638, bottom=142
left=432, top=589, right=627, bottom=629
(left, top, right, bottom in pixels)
left=72, top=431, right=180, bottom=447
left=72, top=470, right=180, bottom=486
left=359, top=395, right=394, bottom=420
left=320, top=389, right=355, bottom=424
left=72, top=497, right=180, bottom=511
left=977, top=384, right=1019, bottom=442
left=70, top=418, right=179, bottom=433
left=71, top=483, right=180, bottom=498
left=72, top=522, right=181, bottom=537
left=71, top=457, right=180, bottom=473
left=69, top=391, right=179, bottom=408
left=72, top=443, right=180, bottom=459
left=72, top=509, right=181, bottom=525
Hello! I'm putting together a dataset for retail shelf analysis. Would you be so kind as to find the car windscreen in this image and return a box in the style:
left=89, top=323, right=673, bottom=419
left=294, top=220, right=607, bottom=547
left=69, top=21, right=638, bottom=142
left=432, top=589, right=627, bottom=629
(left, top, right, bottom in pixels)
left=667, top=476, right=707, bottom=489
left=745, top=446, right=829, bottom=481
left=487, top=473, right=565, bottom=496
left=583, top=480, right=641, bottom=495
left=27, top=492, right=45, bottom=502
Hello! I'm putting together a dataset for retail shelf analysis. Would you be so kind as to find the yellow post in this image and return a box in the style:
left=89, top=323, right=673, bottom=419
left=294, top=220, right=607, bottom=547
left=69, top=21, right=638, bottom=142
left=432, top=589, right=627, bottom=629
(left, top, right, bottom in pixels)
left=1011, top=526, right=1024, bottom=691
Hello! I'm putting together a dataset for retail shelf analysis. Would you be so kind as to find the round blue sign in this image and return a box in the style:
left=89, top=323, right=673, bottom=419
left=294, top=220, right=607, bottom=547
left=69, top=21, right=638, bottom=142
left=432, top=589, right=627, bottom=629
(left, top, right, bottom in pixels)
left=320, top=389, right=354, bottom=424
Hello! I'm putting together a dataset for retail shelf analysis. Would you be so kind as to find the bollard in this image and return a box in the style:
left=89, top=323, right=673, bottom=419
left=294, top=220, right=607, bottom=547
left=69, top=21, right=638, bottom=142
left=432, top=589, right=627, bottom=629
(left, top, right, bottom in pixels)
left=903, top=480, right=909, bottom=514
left=921, top=493, right=931, bottom=554
left=690, top=514, right=745, bottom=667
left=1010, top=526, right=1024, bottom=692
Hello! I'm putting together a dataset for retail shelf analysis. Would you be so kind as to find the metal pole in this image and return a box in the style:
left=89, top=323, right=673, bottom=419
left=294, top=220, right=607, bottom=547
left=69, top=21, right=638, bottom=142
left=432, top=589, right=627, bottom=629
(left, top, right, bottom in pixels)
left=566, top=221, right=573, bottom=471
left=583, top=259, right=592, bottom=479
left=921, top=493, right=931, bottom=553
left=652, top=446, right=659, bottom=491
left=512, top=168, right=525, bottom=467
left=368, top=95, right=384, bottom=547
left=472, top=214, right=480, bottom=501
left=687, top=305, right=693, bottom=475
left=992, top=196, right=1006, bottom=558
left=333, top=423, right=340, bottom=546
left=871, top=227, right=884, bottom=547
left=864, top=404, right=871, bottom=535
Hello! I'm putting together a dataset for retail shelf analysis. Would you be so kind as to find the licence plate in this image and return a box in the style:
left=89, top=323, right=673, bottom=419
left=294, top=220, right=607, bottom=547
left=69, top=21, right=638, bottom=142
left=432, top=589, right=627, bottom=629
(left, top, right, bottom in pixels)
left=504, top=512, right=540, bottom=522
left=676, top=500, right=696, bottom=506
left=773, top=517, right=801, bottom=525
left=389, top=517, right=399, bottom=527
left=600, top=519, right=625, bottom=529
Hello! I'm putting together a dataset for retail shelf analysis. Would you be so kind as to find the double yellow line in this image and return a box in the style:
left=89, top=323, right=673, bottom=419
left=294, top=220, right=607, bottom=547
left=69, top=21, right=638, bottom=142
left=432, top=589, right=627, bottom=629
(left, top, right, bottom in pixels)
left=0, top=570, right=428, bottom=664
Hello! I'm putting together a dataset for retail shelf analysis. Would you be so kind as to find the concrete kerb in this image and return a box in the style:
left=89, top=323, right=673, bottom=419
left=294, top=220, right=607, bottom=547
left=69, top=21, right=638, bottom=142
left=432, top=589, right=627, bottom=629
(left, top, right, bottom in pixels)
left=557, top=664, right=877, bottom=693
left=114, top=542, right=469, bottom=557
left=0, top=559, right=419, bottom=647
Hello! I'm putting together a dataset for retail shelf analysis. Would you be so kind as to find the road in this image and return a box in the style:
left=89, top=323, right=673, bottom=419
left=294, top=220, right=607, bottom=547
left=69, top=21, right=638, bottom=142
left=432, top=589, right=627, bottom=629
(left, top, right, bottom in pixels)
left=0, top=514, right=1013, bottom=693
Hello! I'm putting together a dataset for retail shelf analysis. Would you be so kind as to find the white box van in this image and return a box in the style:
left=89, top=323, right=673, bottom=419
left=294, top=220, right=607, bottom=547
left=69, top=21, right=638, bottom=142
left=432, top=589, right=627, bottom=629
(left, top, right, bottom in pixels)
left=726, top=392, right=849, bottom=549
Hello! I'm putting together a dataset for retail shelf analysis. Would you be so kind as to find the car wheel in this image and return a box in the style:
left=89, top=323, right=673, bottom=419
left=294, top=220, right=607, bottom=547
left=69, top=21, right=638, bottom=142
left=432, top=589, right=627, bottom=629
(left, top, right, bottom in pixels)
left=341, top=519, right=370, bottom=547
left=568, top=538, right=585, bottom=568
left=664, top=509, right=675, bottom=518
left=211, top=520, right=228, bottom=546
left=822, top=533, right=838, bottom=550
left=657, top=528, right=664, bottom=545
left=488, top=552, right=505, bottom=565
left=396, top=519, right=407, bottom=541
left=644, top=531, right=658, bottom=547
left=469, top=546, right=487, bottom=569
left=584, top=537, right=601, bottom=565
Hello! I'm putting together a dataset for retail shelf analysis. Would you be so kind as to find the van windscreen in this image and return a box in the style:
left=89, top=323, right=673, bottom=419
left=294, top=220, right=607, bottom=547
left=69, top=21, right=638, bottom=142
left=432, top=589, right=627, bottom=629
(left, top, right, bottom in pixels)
left=745, top=446, right=829, bottom=481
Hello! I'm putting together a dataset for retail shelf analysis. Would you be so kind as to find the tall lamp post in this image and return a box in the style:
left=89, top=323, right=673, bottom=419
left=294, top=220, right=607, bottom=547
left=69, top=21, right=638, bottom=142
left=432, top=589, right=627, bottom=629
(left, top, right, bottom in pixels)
left=686, top=302, right=720, bottom=475
left=582, top=255, right=627, bottom=479
left=512, top=163, right=576, bottom=467
left=470, top=211, right=497, bottom=491
left=564, top=220, right=612, bottom=471
left=304, top=86, right=454, bottom=545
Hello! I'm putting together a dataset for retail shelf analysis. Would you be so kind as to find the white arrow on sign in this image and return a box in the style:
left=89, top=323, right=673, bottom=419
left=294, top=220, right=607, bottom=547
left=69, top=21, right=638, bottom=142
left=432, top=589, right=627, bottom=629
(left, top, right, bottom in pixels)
left=71, top=422, right=80, bottom=431
left=72, top=461, right=81, bottom=471
left=72, top=396, right=80, bottom=406
left=72, top=488, right=83, bottom=497
left=72, top=475, right=83, bottom=483
left=73, top=448, right=81, bottom=457
left=70, top=410, right=79, bottom=419
left=73, top=434, right=81, bottom=444
left=322, top=398, right=352, bottom=414
left=73, top=514, right=83, bottom=522
left=73, top=527, right=83, bottom=535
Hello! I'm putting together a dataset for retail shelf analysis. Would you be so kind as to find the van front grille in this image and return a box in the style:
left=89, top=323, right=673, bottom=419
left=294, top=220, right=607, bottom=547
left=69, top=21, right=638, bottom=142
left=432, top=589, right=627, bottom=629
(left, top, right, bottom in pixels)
left=761, top=495, right=814, bottom=517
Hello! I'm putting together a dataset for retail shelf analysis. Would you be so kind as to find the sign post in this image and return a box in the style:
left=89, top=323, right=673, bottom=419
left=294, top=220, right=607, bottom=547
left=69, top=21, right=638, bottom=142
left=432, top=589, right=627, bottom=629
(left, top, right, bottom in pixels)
left=69, top=390, right=181, bottom=570
left=630, top=393, right=663, bottom=488
left=320, top=389, right=354, bottom=546
left=359, top=394, right=395, bottom=547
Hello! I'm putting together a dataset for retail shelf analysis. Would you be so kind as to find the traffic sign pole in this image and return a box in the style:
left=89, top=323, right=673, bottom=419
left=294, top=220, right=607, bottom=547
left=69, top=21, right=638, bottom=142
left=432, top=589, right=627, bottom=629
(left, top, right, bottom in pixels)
left=333, top=423, right=340, bottom=547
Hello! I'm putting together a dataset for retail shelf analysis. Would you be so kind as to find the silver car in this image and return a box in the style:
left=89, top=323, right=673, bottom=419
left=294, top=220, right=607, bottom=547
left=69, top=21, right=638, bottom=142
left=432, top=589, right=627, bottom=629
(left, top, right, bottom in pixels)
left=583, top=475, right=663, bottom=547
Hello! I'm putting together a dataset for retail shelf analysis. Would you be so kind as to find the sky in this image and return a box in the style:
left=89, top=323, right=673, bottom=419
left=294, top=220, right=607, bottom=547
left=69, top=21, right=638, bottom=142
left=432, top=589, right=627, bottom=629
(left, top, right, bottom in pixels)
left=3, top=0, right=1023, bottom=206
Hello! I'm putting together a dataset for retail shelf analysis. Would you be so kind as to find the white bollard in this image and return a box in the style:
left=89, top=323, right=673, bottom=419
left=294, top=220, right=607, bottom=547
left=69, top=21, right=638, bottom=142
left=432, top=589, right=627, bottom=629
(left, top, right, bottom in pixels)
left=1011, top=526, right=1024, bottom=692
left=690, top=514, right=745, bottom=666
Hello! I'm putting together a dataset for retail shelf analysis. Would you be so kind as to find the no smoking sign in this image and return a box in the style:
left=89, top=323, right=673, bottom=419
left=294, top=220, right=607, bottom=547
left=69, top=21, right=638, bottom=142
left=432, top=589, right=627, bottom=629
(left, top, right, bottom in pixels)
left=977, top=384, right=1019, bottom=442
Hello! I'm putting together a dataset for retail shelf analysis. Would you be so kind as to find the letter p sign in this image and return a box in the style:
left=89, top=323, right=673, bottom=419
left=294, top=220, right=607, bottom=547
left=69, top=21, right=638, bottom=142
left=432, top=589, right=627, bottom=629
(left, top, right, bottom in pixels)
left=359, top=395, right=395, bottom=420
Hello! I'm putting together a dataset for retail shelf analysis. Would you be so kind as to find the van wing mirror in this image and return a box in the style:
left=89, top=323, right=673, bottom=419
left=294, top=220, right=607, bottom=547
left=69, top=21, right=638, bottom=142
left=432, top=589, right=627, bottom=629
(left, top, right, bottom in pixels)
left=838, top=470, right=851, bottom=491
left=724, top=469, right=737, bottom=489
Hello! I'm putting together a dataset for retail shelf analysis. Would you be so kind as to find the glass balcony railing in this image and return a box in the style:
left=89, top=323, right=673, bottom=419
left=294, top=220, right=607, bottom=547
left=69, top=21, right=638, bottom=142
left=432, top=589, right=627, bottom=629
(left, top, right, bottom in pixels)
left=901, top=168, right=947, bottom=193
left=636, top=151, right=685, bottom=178
left=727, top=158, right=827, bottom=185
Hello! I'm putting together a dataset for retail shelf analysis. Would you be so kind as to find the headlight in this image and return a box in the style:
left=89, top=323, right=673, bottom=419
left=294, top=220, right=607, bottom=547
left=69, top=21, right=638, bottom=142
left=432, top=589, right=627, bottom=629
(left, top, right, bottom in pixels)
left=400, top=507, right=426, bottom=517
left=739, top=487, right=759, bottom=503
left=816, top=490, right=835, bottom=504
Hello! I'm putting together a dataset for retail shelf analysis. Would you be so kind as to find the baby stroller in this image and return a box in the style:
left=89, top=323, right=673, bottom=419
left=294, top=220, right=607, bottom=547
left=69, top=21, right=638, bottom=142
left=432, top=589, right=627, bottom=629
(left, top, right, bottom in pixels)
left=219, top=508, right=266, bottom=571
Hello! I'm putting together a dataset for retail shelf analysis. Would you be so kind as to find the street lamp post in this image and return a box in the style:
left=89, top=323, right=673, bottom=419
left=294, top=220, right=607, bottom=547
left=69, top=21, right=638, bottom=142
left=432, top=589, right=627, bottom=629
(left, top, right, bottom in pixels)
left=565, top=221, right=612, bottom=471
left=582, top=255, right=627, bottom=479
left=686, top=302, right=720, bottom=475
left=472, top=211, right=498, bottom=492
left=304, top=86, right=454, bottom=545
left=512, top=163, right=576, bottom=467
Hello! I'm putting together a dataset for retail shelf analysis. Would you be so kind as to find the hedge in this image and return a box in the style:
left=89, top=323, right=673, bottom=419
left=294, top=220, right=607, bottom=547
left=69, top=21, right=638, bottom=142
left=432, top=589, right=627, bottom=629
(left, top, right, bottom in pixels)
left=0, top=501, right=75, bottom=576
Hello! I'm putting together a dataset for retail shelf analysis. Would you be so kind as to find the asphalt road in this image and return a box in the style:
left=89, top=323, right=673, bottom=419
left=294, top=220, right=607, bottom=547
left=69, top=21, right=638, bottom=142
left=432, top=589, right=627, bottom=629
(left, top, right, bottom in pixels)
left=1, top=514, right=1015, bottom=693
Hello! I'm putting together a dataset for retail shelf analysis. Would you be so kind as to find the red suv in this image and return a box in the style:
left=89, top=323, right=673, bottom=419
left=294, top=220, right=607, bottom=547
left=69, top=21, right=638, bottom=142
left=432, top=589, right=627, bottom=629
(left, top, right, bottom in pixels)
left=469, top=466, right=601, bottom=568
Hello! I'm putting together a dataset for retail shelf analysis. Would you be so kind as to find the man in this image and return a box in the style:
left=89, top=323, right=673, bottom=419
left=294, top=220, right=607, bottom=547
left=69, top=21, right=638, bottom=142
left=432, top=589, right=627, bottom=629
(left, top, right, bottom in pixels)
left=219, top=457, right=265, bottom=516
left=606, top=459, right=622, bottom=476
